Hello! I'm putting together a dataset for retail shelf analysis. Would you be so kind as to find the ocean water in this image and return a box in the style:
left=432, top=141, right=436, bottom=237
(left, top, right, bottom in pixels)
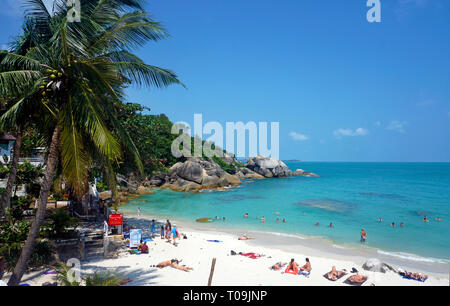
left=122, top=162, right=450, bottom=265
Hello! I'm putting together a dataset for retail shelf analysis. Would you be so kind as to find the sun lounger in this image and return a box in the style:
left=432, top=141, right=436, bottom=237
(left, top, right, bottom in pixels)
left=323, top=272, right=347, bottom=281
left=344, top=275, right=368, bottom=286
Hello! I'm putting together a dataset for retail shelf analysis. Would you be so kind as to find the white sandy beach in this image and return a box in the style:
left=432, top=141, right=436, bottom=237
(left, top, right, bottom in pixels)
left=4, top=215, right=448, bottom=286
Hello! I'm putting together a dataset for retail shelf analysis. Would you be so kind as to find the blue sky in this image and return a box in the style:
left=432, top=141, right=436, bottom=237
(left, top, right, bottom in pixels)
left=1, top=0, right=449, bottom=162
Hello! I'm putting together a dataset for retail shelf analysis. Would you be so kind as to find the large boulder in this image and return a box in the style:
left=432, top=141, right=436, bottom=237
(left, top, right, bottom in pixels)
left=176, top=160, right=204, bottom=184
left=362, top=258, right=397, bottom=273
left=246, top=155, right=293, bottom=178
left=155, top=157, right=242, bottom=191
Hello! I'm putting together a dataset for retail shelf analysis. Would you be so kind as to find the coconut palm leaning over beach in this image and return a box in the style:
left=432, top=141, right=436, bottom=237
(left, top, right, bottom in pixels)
left=0, top=0, right=183, bottom=286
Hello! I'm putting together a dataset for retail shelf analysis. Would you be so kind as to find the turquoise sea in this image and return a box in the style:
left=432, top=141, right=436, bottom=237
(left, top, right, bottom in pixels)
left=122, top=162, right=450, bottom=267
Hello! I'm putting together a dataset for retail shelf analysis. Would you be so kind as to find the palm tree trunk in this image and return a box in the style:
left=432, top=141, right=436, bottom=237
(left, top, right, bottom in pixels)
left=0, top=125, right=22, bottom=219
left=7, top=125, right=61, bottom=286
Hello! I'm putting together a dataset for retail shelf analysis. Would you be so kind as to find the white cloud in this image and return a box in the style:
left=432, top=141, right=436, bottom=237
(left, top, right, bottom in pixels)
left=289, top=132, right=309, bottom=141
left=386, top=120, right=407, bottom=133
left=333, top=128, right=368, bottom=138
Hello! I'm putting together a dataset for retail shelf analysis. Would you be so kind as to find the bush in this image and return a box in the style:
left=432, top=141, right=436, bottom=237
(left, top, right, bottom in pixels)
left=0, top=220, right=54, bottom=272
left=43, top=208, right=78, bottom=239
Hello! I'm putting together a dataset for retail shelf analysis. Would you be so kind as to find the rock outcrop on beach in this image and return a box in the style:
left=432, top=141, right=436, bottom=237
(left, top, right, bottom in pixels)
left=362, top=258, right=397, bottom=273
left=150, top=157, right=243, bottom=192
left=146, top=155, right=319, bottom=192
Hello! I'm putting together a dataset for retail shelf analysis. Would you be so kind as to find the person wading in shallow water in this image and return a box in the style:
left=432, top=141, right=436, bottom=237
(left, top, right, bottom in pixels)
left=360, top=229, right=367, bottom=243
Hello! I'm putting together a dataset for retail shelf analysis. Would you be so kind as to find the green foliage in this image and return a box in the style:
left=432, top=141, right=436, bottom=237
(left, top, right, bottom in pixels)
left=212, top=156, right=236, bottom=174
left=10, top=196, right=33, bottom=220
left=0, top=219, right=54, bottom=271
left=115, top=103, right=179, bottom=176
left=43, top=208, right=78, bottom=239
left=0, top=167, right=8, bottom=179
left=85, top=271, right=124, bottom=286
left=16, top=161, right=44, bottom=189
left=55, top=261, right=124, bottom=286
left=55, top=261, right=81, bottom=286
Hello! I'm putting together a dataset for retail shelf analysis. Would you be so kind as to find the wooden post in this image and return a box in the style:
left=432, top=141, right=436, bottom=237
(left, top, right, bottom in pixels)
left=207, top=258, right=216, bottom=286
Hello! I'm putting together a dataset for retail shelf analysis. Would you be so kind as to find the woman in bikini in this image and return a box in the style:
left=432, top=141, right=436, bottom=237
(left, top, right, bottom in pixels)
left=327, top=266, right=345, bottom=280
left=269, top=262, right=287, bottom=271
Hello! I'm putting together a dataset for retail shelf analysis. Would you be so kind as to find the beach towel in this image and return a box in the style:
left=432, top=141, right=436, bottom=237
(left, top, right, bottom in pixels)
left=344, top=275, right=368, bottom=286
left=284, top=267, right=299, bottom=275
left=207, top=240, right=223, bottom=243
left=142, top=237, right=153, bottom=242
left=240, top=252, right=264, bottom=259
left=323, top=272, right=347, bottom=281
left=298, top=270, right=310, bottom=276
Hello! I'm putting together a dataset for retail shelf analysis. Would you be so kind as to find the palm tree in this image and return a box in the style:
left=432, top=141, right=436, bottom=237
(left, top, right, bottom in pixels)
left=0, top=0, right=183, bottom=285
left=0, top=21, right=42, bottom=219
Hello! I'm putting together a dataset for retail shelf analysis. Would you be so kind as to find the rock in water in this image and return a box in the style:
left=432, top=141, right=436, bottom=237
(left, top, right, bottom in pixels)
left=245, top=155, right=293, bottom=178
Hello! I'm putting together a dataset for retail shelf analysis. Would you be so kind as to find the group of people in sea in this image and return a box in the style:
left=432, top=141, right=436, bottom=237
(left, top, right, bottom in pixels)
left=243, top=212, right=286, bottom=223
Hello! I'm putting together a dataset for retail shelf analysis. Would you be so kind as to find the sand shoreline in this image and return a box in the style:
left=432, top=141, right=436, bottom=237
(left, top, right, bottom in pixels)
left=123, top=210, right=450, bottom=277
left=2, top=214, right=448, bottom=286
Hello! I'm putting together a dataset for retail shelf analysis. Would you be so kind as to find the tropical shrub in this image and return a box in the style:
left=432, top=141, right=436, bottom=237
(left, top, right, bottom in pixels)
left=0, top=219, right=54, bottom=271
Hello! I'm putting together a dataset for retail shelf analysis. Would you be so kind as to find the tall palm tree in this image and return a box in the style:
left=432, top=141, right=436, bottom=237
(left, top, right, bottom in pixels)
left=0, top=21, right=42, bottom=218
left=0, top=0, right=183, bottom=285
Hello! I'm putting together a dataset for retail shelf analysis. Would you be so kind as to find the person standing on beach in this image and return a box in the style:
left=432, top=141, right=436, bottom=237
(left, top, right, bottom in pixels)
left=360, top=229, right=367, bottom=243
left=160, top=224, right=164, bottom=239
left=151, top=219, right=156, bottom=236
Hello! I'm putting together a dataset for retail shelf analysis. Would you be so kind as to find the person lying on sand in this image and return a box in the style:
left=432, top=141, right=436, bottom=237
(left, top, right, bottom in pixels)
left=153, top=259, right=193, bottom=272
left=269, top=262, right=287, bottom=271
left=405, top=271, right=428, bottom=281
left=327, top=266, right=345, bottom=280
left=347, top=273, right=366, bottom=283
left=238, top=233, right=249, bottom=240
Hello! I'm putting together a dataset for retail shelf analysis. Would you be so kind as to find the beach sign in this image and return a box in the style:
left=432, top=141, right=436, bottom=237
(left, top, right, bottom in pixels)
left=129, top=229, right=142, bottom=248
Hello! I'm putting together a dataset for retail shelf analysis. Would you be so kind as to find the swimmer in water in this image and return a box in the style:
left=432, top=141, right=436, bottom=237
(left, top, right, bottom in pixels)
left=244, top=213, right=248, bottom=218
left=283, top=218, right=286, bottom=223
left=391, top=222, right=395, bottom=227
left=423, top=216, right=429, bottom=222
left=315, top=222, right=320, bottom=226
left=329, top=222, right=333, bottom=228
left=261, top=216, right=266, bottom=223
left=400, top=222, right=404, bottom=227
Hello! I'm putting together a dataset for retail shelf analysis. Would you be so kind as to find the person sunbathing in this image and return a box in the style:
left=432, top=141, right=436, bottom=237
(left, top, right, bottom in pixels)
left=327, top=266, right=345, bottom=280
left=155, top=259, right=180, bottom=268
left=405, top=271, right=427, bottom=281
left=299, top=258, right=312, bottom=274
left=347, top=273, right=366, bottom=283
left=269, top=262, right=287, bottom=271
left=171, top=262, right=194, bottom=272
left=238, top=233, right=249, bottom=240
